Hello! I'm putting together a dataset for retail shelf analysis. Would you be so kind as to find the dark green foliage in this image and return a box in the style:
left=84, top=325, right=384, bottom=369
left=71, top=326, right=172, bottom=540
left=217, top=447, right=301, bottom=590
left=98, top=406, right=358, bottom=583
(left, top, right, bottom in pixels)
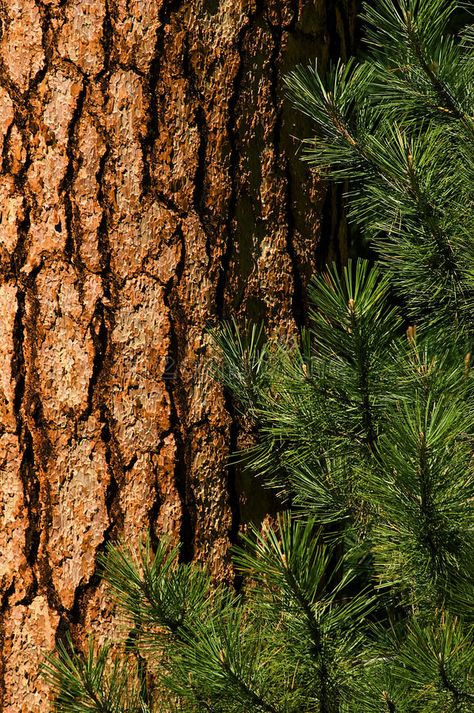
left=355, top=613, right=474, bottom=712
left=286, top=0, right=474, bottom=339
left=219, top=262, right=474, bottom=611
left=45, top=521, right=376, bottom=712
left=43, top=637, right=145, bottom=713
left=46, top=2, right=474, bottom=711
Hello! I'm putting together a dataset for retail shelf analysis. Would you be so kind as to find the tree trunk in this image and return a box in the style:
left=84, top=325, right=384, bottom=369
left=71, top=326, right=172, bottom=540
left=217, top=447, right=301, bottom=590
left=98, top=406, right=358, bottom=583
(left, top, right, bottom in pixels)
left=0, top=1, right=357, bottom=709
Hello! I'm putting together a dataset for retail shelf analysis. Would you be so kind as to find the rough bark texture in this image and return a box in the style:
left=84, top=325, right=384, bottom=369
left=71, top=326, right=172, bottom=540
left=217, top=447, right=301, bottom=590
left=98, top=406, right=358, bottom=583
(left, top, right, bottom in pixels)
left=0, top=1, right=357, bottom=709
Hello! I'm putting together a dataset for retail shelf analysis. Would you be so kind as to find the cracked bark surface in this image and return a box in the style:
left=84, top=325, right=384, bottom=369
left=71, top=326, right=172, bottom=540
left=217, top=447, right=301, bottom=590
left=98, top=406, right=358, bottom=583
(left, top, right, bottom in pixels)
left=0, top=1, right=357, bottom=709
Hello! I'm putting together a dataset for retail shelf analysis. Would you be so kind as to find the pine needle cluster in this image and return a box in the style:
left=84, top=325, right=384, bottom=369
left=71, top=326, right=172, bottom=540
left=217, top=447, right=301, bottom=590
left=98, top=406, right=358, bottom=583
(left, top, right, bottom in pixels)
left=45, top=2, right=474, bottom=711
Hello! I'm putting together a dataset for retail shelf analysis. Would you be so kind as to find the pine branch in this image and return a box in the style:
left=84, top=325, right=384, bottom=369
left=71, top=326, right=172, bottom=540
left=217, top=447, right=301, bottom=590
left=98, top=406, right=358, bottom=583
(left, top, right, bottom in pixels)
left=43, top=637, right=142, bottom=713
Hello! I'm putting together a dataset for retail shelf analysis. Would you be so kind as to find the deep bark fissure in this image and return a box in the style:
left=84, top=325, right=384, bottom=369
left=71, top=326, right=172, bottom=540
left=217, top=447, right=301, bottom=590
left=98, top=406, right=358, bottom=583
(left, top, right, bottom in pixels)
left=61, top=80, right=87, bottom=261
left=162, top=226, right=195, bottom=563
left=82, top=300, right=109, bottom=423
left=1, top=122, right=13, bottom=176
left=216, top=2, right=265, bottom=320
left=147, top=460, right=162, bottom=552
left=95, top=142, right=112, bottom=295
left=11, top=291, right=40, bottom=578
left=99, top=0, right=113, bottom=80
left=0, top=582, right=15, bottom=710
left=141, top=0, right=184, bottom=197
left=182, top=32, right=212, bottom=262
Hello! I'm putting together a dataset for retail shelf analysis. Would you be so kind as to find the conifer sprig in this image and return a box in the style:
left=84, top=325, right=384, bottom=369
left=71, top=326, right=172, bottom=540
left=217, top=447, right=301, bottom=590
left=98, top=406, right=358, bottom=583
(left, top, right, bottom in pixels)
left=285, top=0, right=474, bottom=338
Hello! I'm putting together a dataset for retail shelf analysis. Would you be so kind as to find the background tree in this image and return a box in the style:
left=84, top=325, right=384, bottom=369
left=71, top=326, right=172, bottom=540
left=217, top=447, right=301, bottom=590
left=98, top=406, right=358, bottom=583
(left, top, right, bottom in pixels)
left=0, top=1, right=358, bottom=709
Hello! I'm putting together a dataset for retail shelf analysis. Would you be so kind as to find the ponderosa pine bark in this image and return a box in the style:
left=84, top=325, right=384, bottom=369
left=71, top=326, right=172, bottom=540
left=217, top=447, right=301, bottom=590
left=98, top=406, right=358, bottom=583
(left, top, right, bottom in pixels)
left=0, top=1, right=357, bottom=709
